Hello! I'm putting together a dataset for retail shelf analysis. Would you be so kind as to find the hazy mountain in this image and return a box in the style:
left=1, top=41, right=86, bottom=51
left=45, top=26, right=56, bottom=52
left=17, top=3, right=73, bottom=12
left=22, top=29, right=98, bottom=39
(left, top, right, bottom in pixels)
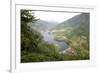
left=53, top=13, right=89, bottom=37
left=56, top=13, right=89, bottom=27
left=28, top=19, right=58, bottom=31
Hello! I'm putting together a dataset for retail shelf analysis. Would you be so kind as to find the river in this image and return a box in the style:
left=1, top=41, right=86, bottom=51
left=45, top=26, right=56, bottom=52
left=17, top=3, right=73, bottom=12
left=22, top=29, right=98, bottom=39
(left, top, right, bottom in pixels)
left=41, top=30, right=69, bottom=51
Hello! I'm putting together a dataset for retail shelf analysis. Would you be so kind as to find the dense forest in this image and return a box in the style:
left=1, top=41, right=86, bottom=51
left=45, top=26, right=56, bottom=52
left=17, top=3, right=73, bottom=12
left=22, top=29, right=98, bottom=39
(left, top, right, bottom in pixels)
left=21, top=10, right=89, bottom=63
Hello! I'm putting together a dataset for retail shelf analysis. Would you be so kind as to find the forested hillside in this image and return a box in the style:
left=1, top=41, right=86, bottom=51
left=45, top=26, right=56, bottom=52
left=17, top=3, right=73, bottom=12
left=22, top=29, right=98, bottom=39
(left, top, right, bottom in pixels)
left=51, top=13, right=90, bottom=59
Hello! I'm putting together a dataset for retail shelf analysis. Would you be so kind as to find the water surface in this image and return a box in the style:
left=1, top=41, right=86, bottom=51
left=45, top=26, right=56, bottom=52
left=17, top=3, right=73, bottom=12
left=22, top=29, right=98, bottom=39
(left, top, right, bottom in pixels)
left=41, top=30, right=69, bottom=51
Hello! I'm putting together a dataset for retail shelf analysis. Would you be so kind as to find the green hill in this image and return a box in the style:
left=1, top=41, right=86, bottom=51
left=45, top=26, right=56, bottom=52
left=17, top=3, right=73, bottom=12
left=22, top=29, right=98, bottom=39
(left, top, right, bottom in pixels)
left=51, top=13, right=90, bottom=59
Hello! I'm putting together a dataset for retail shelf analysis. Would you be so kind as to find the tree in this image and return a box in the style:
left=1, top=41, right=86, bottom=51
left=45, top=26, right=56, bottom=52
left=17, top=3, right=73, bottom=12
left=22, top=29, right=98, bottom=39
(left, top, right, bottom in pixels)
left=21, top=10, right=34, bottom=23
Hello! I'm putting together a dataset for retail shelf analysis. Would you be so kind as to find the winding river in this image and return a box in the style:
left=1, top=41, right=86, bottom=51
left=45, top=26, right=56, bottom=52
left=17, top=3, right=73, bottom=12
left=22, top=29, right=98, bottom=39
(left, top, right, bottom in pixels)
left=41, top=31, right=69, bottom=51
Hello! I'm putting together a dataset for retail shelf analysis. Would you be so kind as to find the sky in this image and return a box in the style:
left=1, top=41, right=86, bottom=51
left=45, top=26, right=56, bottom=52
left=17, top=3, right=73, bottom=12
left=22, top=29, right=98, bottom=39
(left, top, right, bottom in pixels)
left=33, top=11, right=81, bottom=23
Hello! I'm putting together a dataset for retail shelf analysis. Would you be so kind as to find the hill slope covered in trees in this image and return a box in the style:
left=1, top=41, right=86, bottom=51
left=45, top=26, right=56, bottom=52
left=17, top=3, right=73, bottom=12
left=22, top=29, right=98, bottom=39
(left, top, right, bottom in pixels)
left=51, top=13, right=90, bottom=59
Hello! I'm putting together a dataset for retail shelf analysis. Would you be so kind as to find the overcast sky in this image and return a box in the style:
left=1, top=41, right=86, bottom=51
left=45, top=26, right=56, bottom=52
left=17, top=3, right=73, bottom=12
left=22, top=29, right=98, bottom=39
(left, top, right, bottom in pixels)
left=33, top=11, right=81, bottom=23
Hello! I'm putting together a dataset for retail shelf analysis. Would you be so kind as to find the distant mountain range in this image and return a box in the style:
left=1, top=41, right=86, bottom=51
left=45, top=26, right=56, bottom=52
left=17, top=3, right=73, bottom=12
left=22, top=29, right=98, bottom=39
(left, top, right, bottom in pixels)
left=28, top=13, right=89, bottom=37
left=53, top=13, right=90, bottom=37
left=28, top=20, right=58, bottom=31
left=57, top=13, right=89, bottom=27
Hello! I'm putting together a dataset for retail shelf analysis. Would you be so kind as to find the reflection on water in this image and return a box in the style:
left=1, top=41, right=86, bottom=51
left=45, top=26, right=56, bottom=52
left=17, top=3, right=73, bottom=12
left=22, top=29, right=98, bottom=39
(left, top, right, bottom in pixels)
left=41, top=30, right=69, bottom=51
